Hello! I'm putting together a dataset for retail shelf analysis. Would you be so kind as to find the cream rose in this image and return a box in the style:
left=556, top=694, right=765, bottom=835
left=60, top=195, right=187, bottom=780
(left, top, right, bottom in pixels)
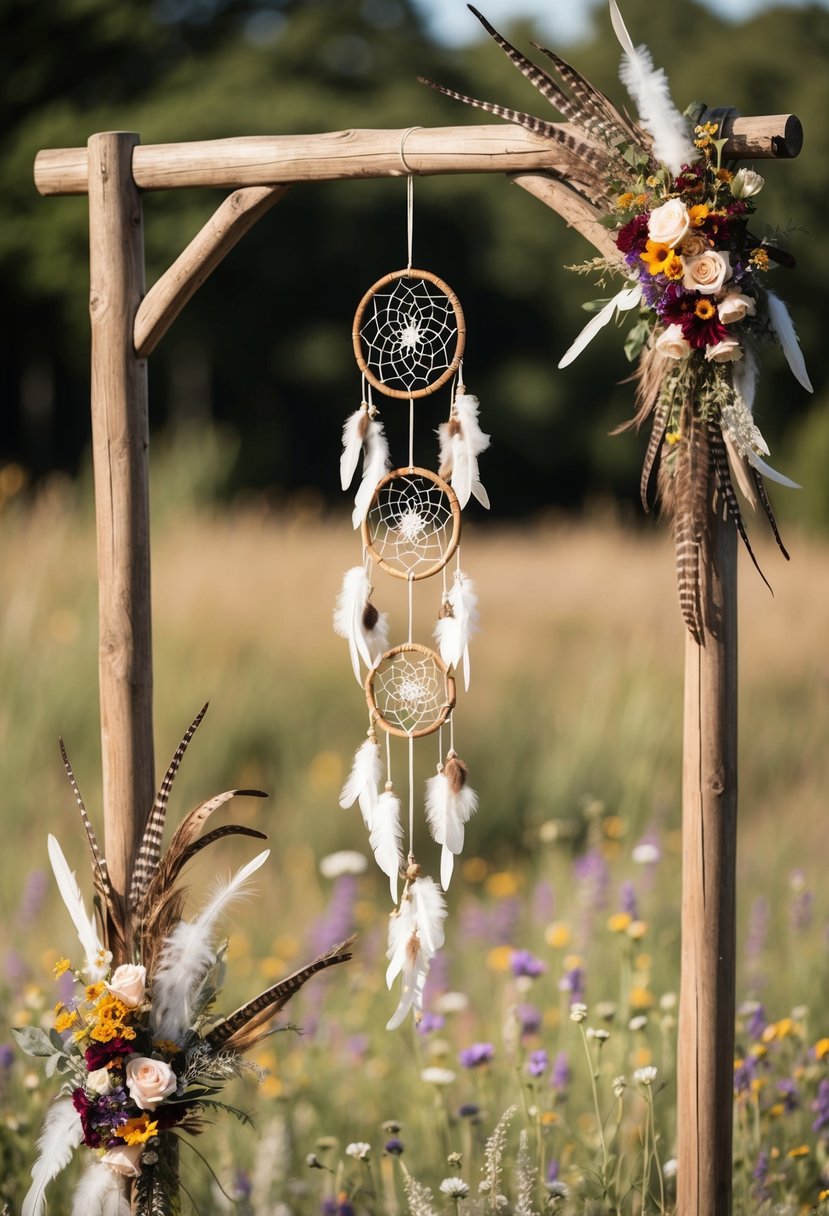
left=105, top=963, right=146, bottom=1008
left=647, top=199, right=691, bottom=248
left=731, top=168, right=764, bottom=199
left=717, top=292, right=756, bottom=325
left=86, top=1066, right=113, bottom=1096
left=102, top=1143, right=144, bottom=1177
left=681, top=250, right=732, bottom=296
left=655, top=323, right=692, bottom=360
left=705, top=337, right=743, bottom=363
left=125, top=1056, right=177, bottom=1110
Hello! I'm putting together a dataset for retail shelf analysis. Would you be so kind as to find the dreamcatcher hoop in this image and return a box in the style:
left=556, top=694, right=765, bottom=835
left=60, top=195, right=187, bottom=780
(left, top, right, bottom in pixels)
left=352, top=268, right=466, bottom=399
left=361, top=467, right=461, bottom=581
left=365, top=643, right=456, bottom=739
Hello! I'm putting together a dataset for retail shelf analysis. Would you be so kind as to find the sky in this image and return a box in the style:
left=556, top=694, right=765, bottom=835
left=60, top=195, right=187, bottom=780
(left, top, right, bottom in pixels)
left=411, top=0, right=829, bottom=46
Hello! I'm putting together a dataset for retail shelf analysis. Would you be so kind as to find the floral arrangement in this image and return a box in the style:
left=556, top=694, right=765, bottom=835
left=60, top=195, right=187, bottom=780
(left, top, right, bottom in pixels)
left=14, top=706, right=352, bottom=1216
left=423, top=0, right=813, bottom=641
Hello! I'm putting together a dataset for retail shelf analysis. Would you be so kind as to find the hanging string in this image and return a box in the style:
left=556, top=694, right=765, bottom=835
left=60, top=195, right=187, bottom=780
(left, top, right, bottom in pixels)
left=406, top=173, right=414, bottom=271
left=408, top=397, right=415, bottom=469
left=386, top=730, right=392, bottom=785
left=407, top=574, right=414, bottom=645
left=408, top=734, right=415, bottom=853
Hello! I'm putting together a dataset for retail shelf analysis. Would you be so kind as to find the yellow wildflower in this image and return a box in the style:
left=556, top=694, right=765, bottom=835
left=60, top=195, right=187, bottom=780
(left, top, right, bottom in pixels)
left=627, top=921, right=648, bottom=941
left=629, top=986, right=655, bottom=1010
left=768, top=1102, right=785, bottom=1117
left=819, top=1189, right=829, bottom=1201
left=716, top=168, right=734, bottom=182
left=153, top=1039, right=181, bottom=1056
left=750, top=248, right=770, bottom=271
left=665, top=431, right=681, bottom=446
left=688, top=204, right=710, bottom=227
left=117, top=1116, right=159, bottom=1146
left=617, top=192, right=635, bottom=210
left=640, top=241, right=681, bottom=278
left=462, top=857, right=489, bottom=883
left=486, top=945, right=514, bottom=972
left=787, top=1145, right=809, bottom=1158
left=545, top=921, right=571, bottom=950
left=603, top=815, right=625, bottom=839
left=85, top=983, right=105, bottom=1002
left=539, top=1111, right=559, bottom=1125
left=54, top=1009, right=79, bottom=1033
left=815, top=1038, right=829, bottom=1061
left=608, top=912, right=633, bottom=933
left=695, top=299, right=716, bottom=321
left=53, top=958, right=72, bottom=979
left=485, top=871, right=519, bottom=899
left=635, top=194, right=648, bottom=207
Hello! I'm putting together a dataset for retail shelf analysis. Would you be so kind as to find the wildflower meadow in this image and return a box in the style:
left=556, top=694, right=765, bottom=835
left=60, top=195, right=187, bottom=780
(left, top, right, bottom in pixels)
left=2, top=434, right=829, bottom=1213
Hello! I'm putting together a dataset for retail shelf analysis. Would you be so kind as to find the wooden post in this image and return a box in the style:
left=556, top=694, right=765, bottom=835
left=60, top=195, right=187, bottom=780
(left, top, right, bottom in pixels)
left=676, top=512, right=738, bottom=1215
left=87, top=131, right=155, bottom=951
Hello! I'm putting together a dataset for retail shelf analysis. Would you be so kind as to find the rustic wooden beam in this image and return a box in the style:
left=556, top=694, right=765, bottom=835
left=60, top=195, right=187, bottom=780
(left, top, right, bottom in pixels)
left=676, top=513, right=738, bottom=1216
left=134, top=184, right=290, bottom=357
left=87, top=131, right=155, bottom=950
left=33, top=114, right=802, bottom=197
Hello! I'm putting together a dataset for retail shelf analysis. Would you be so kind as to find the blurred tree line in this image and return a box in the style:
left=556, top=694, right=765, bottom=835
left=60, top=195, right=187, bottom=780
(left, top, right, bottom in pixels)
left=1, top=0, right=827, bottom=523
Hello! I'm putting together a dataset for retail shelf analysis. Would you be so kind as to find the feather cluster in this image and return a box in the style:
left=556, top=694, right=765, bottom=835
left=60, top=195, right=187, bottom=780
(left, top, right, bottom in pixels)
left=333, top=566, right=389, bottom=683
left=385, top=875, right=447, bottom=1030
left=424, top=3, right=810, bottom=641
left=340, top=404, right=391, bottom=528
left=435, top=569, right=479, bottom=691
left=424, top=753, right=479, bottom=890
left=15, top=706, right=353, bottom=1216
left=437, top=392, right=491, bottom=509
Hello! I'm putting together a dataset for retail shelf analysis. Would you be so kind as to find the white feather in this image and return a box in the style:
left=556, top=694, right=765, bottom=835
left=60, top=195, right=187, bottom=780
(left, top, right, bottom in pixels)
left=71, top=1162, right=130, bottom=1216
left=369, top=789, right=403, bottom=903
left=723, top=432, right=758, bottom=509
left=424, top=767, right=479, bottom=891
left=558, top=286, right=642, bottom=369
left=340, top=406, right=369, bottom=491
left=333, top=566, right=389, bottom=683
left=434, top=570, right=479, bottom=691
left=152, top=849, right=270, bottom=1041
left=746, top=450, right=801, bottom=489
left=22, top=1099, right=84, bottom=1216
left=766, top=290, right=813, bottom=393
left=609, top=0, right=697, bottom=174
left=352, top=416, right=391, bottom=528
left=384, top=876, right=446, bottom=1030
left=47, top=834, right=107, bottom=980
left=732, top=346, right=759, bottom=414
left=338, top=737, right=382, bottom=828
left=439, top=394, right=491, bottom=509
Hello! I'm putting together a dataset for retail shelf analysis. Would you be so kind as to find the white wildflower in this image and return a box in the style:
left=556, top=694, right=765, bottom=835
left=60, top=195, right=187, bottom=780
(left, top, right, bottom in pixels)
left=439, top=1178, right=470, bottom=1198
left=319, top=850, right=368, bottom=879
left=420, top=1067, right=456, bottom=1087
left=345, top=1142, right=371, bottom=1160
left=569, top=1002, right=588, bottom=1023
left=634, top=1065, right=658, bottom=1086
left=628, top=1015, right=648, bottom=1032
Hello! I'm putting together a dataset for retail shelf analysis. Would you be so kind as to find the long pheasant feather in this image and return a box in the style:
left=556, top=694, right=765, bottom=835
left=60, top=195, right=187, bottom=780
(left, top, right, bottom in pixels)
left=749, top=465, right=790, bottom=560
left=640, top=401, right=669, bottom=512
left=672, top=404, right=710, bottom=644
left=129, top=703, right=209, bottom=908
left=708, top=420, right=772, bottom=592
left=204, top=937, right=355, bottom=1053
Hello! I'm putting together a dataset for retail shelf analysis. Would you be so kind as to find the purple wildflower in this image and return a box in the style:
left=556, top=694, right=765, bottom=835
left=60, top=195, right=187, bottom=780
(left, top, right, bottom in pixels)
left=384, top=1138, right=404, bottom=1155
left=619, top=881, right=638, bottom=920
left=510, top=949, right=547, bottom=979
left=458, top=1103, right=480, bottom=1118
left=0, top=1043, right=14, bottom=1069
left=733, top=1055, right=757, bottom=1096
left=516, top=1004, right=542, bottom=1037
left=491, top=896, right=521, bottom=945
left=16, top=870, right=48, bottom=929
left=310, top=873, right=358, bottom=954
left=551, top=1051, right=570, bottom=1091
left=776, top=1078, right=799, bottom=1113
left=812, top=1079, right=829, bottom=1135
left=526, top=1049, right=549, bottom=1079
left=234, top=1170, right=252, bottom=1199
left=416, top=1012, right=445, bottom=1035
left=747, top=1004, right=766, bottom=1041
left=573, top=849, right=610, bottom=911
left=546, top=1159, right=560, bottom=1183
left=558, top=965, right=585, bottom=1004
left=459, top=1042, right=495, bottom=1069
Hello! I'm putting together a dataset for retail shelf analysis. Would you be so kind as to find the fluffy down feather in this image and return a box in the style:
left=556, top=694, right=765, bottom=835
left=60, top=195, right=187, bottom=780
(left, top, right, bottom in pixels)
left=22, top=1099, right=84, bottom=1216
left=385, top=876, right=447, bottom=1029
left=369, top=787, right=403, bottom=904
left=340, top=405, right=371, bottom=491
left=71, top=1162, right=130, bottom=1216
left=333, top=566, right=389, bottom=683
left=352, top=415, right=391, bottom=528
left=424, top=758, right=479, bottom=890
left=438, top=394, right=491, bottom=509
left=434, top=570, right=479, bottom=691
left=339, top=736, right=382, bottom=829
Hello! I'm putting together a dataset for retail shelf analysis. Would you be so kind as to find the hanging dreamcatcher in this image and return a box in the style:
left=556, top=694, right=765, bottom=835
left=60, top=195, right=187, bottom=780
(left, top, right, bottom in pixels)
left=334, top=178, right=489, bottom=1029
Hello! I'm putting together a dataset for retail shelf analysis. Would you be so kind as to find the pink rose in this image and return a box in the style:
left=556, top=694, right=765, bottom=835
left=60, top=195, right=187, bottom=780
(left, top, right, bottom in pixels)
left=705, top=337, right=743, bottom=363
left=647, top=199, right=690, bottom=248
left=106, top=964, right=146, bottom=1008
left=125, top=1056, right=177, bottom=1110
left=717, top=293, right=756, bottom=325
left=101, top=1143, right=144, bottom=1177
left=655, top=324, right=691, bottom=360
left=681, top=250, right=732, bottom=296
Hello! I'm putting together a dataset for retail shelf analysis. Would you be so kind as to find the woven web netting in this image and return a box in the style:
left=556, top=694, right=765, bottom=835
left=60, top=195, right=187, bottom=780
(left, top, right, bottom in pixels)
left=354, top=272, right=463, bottom=397
left=363, top=470, right=459, bottom=580
left=368, top=646, right=454, bottom=737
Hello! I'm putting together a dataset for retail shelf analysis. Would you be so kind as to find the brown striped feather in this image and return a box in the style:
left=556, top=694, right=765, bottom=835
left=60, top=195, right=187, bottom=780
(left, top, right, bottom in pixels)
left=708, top=421, right=772, bottom=592
left=672, top=404, right=711, bottom=645
left=749, top=465, right=790, bottom=560
left=640, top=401, right=669, bottom=513
left=531, top=42, right=645, bottom=150
left=203, top=937, right=355, bottom=1053
left=128, top=703, right=210, bottom=908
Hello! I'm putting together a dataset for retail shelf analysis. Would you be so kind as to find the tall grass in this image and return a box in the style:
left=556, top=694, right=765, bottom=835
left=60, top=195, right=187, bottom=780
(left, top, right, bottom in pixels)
left=2, top=434, right=828, bottom=1212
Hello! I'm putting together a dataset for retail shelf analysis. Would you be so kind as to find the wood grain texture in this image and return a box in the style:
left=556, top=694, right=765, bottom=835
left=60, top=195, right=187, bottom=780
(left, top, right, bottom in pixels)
left=87, top=131, right=155, bottom=955
left=34, top=116, right=801, bottom=196
left=677, top=511, right=738, bottom=1216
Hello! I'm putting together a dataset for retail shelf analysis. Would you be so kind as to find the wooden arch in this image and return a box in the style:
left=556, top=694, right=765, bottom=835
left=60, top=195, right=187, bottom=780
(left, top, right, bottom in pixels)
left=34, top=111, right=802, bottom=1216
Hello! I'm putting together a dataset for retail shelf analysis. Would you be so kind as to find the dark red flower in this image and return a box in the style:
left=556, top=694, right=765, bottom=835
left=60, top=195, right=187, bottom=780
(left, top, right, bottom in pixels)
left=85, top=1037, right=131, bottom=1070
left=661, top=292, right=729, bottom=348
left=72, top=1087, right=103, bottom=1148
left=615, top=213, right=650, bottom=254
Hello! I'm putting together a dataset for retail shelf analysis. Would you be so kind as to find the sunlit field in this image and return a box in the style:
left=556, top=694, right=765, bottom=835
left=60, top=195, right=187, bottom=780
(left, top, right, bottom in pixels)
left=2, top=438, right=829, bottom=1214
